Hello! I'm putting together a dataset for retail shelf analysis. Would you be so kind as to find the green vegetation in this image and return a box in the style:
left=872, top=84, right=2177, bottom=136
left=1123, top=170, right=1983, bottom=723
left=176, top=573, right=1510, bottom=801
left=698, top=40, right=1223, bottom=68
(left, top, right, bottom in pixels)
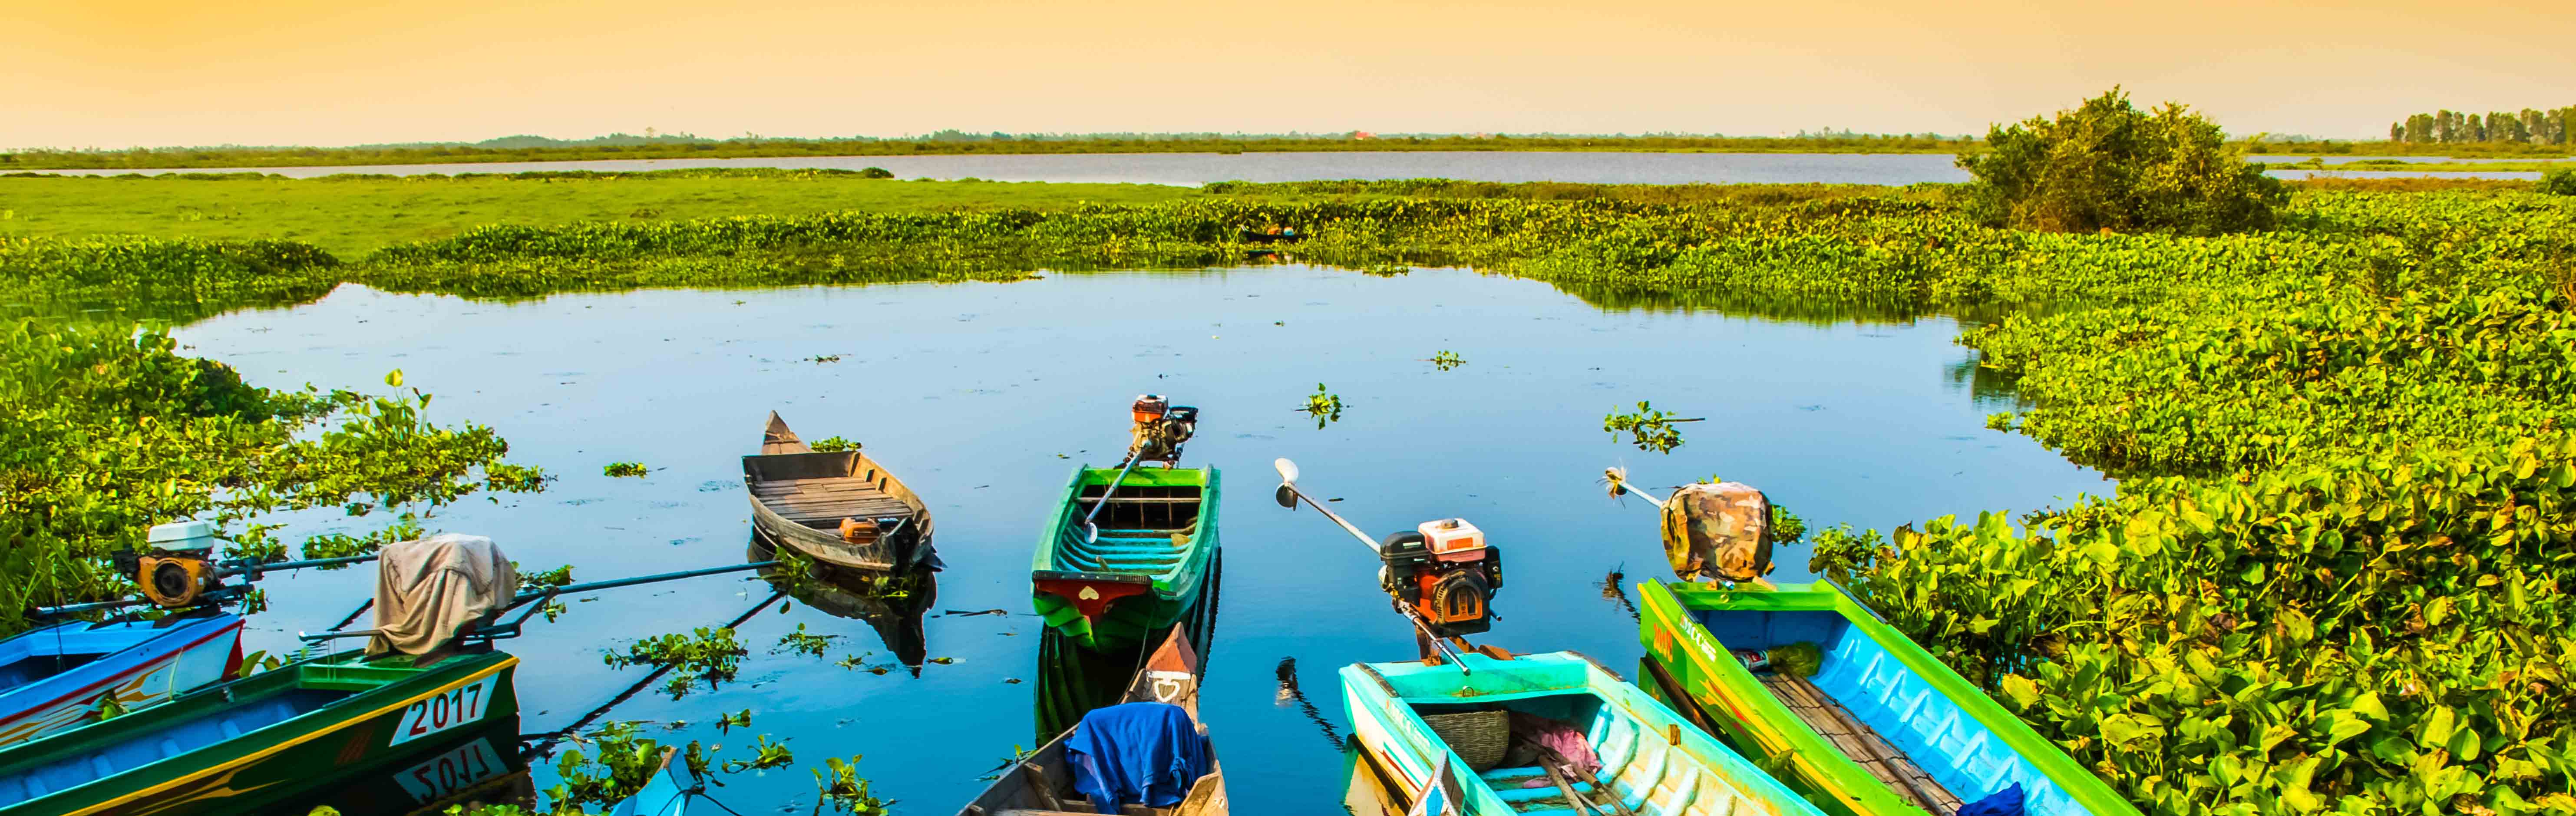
left=0, top=169, right=1199, bottom=256
left=0, top=320, right=542, bottom=638
left=1301, top=383, right=1344, bottom=428
left=602, top=626, right=749, bottom=698
left=2389, top=106, right=2575, bottom=147
left=1603, top=402, right=1699, bottom=454
left=10, top=150, right=2575, bottom=813
left=2269, top=157, right=2576, bottom=173
left=601, top=462, right=649, bottom=477
left=1958, top=88, right=2286, bottom=235
left=2545, top=168, right=2576, bottom=196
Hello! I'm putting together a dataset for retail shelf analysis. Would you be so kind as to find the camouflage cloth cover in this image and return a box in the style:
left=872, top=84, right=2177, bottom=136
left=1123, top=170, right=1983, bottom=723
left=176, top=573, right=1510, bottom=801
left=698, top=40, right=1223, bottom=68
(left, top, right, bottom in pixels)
left=1661, top=482, right=1773, bottom=583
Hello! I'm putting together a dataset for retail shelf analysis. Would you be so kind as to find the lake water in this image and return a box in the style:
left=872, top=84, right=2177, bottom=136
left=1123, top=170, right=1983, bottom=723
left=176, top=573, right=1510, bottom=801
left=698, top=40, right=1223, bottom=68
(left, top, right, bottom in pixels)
left=178, top=266, right=2110, bottom=813
left=20, top=150, right=2546, bottom=184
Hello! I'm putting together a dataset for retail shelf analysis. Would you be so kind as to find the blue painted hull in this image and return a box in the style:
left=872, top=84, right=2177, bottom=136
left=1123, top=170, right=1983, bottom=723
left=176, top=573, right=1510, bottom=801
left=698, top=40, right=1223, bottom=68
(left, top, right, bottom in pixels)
left=0, top=614, right=243, bottom=747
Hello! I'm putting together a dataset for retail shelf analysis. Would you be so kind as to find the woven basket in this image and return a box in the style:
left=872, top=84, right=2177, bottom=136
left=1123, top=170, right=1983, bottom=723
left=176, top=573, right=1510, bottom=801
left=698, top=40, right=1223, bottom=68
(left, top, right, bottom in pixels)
left=1420, top=710, right=1511, bottom=771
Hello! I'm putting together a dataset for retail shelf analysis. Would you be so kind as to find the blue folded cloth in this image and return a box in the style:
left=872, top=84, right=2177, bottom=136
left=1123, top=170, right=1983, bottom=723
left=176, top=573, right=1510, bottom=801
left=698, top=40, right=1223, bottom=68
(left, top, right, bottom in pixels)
left=1065, top=702, right=1209, bottom=813
left=1959, top=782, right=2027, bottom=816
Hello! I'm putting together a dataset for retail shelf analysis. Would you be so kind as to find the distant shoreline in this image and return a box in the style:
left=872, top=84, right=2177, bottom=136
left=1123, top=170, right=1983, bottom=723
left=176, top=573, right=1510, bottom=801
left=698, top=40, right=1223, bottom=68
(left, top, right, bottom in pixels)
left=7, top=135, right=2568, bottom=172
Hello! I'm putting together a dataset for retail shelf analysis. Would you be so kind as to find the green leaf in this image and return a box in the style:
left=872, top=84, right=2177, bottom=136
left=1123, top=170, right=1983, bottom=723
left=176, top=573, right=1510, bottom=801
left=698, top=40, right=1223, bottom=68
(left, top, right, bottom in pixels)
left=2101, top=714, right=2146, bottom=745
left=2419, top=706, right=2457, bottom=747
left=2368, top=735, right=2416, bottom=765
left=2084, top=540, right=2120, bottom=567
left=1999, top=674, right=2041, bottom=710
left=2447, top=726, right=2480, bottom=761
left=385, top=369, right=404, bottom=388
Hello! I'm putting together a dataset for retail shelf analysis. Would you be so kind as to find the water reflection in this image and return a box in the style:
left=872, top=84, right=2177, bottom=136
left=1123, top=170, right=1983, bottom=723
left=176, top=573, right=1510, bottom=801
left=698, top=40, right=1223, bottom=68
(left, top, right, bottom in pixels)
left=747, top=537, right=936, bottom=674
left=275, top=719, right=532, bottom=815
left=1342, top=736, right=1410, bottom=816
left=1275, top=657, right=1348, bottom=752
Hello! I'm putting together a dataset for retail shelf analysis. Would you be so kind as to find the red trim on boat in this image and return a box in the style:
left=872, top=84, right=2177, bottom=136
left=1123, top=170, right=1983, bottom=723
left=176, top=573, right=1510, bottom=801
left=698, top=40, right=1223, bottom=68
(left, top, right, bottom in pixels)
left=2, top=620, right=243, bottom=719
left=1032, top=579, right=1152, bottom=621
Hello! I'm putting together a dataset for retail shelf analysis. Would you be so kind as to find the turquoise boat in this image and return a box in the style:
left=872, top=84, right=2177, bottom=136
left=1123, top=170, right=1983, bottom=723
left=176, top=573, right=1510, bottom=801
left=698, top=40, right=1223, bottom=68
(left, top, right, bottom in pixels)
left=1342, top=650, right=1826, bottom=816
left=0, top=612, right=243, bottom=747
left=0, top=648, right=518, bottom=816
left=1636, top=581, right=2137, bottom=816
left=604, top=747, right=695, bottom=816
left=1030, top=465, right=1222, bottom=653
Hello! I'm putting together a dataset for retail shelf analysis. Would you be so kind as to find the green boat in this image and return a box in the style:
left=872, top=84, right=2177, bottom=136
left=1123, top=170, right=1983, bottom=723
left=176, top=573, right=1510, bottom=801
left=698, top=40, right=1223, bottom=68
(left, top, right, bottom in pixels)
left=0, top=648, right=519, bottom=816
left=1341, top=650, right=1826, bottom=816
left=1636, top=580, right=2138, bottom=816
left=1031, top=464, right=1221, bottom=653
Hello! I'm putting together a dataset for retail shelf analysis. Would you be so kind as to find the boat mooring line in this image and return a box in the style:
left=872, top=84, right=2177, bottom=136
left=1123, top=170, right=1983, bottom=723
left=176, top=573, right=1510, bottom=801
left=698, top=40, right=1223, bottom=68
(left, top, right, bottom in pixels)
left=520, top=589, right=786, bottom=756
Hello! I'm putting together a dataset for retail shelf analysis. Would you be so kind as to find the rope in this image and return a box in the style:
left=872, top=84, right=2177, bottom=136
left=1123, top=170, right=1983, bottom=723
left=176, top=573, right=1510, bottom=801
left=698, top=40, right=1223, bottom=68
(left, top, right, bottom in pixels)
left=520, top=590, right=785, bottom=754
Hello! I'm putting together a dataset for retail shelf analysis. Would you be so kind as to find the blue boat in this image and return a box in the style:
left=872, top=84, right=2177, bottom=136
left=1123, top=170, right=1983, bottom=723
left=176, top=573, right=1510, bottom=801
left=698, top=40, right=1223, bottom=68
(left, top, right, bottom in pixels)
left=1342, top=651, right=1826, bottom=816
left=0, top=612, right=243, bottom=747
left=605, top=747, right=694, bottom=816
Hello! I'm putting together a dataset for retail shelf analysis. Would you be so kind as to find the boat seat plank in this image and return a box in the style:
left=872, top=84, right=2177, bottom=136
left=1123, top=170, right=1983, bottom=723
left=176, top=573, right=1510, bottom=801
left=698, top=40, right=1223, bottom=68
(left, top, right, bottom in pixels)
left=1757, top=674, right=1963, bottom=814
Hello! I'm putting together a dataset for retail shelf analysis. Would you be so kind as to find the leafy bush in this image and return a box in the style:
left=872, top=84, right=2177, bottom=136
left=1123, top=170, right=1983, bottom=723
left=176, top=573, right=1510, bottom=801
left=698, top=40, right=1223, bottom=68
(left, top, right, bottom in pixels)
left=856, top=166, right=894, bottom=179
left=1958, top=88, right=2287, bottom=235
left=2542, top=167, right=2576, bottom=196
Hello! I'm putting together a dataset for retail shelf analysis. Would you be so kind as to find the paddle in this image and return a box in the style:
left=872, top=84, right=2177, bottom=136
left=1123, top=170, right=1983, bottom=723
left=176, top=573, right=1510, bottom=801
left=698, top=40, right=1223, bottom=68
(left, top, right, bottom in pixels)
left=1600, top=466, right=1670, bottom=510
left=1077, top=454, right=1146, bottom=545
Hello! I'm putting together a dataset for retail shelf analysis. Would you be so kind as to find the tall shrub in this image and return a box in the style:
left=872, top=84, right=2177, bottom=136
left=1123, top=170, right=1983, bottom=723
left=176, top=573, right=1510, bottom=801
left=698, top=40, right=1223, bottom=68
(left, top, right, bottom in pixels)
left=1959, top=88, right=2287, bottom=235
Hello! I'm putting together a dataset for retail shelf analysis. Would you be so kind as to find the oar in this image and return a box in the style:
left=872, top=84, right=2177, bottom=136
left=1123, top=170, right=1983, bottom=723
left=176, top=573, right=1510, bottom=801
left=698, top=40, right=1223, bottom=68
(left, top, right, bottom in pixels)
left=296, top=559, right=783, bottom=644
left=1077, top=454, right=1146, bottom=545
left=1272, top=458, right=1476, bottom=673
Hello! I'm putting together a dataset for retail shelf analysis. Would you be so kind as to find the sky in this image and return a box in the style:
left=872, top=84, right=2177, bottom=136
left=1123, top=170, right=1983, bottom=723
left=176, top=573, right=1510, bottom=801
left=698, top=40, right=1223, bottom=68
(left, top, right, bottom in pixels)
left=9, top=0, right=2572, bottom=149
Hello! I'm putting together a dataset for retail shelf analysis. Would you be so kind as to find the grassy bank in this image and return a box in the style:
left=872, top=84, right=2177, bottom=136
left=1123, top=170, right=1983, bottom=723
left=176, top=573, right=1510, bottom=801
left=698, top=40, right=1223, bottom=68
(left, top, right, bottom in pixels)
left=7, top=174, right=2573, bottom=814
left=2265, top=157, right=2574, bottom=172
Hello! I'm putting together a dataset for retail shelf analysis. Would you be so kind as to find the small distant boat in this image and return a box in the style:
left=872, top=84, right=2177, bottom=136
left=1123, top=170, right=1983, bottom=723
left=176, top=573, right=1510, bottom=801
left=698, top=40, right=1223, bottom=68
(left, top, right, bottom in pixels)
left=0, top=648, right=519, bottom=816
left=744, top=412, right=940, bottom=573
left=1030, top=465, right=1221, bottom=652
left=959, top=625, right=1227, bottom=816
left=603, top=747, right=694, bottom=816
left=0, top=612, right=243, bottom=747
left=1636, top=580, right=2139, bottom=816
left=1341, top=650, right=1825, bottom=816
left=1239, top=229, right=1305, bottom=244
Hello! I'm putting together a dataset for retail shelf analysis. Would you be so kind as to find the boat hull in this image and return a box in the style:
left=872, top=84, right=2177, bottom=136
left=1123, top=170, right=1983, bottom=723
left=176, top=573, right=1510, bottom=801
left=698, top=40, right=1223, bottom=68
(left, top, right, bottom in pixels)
left=1636, top=580, right=2138, bottom=816
left=0, top=614, right=244, bottom=747
left=1340, top=650, right=1823, bottom=816
left=1030, top=466, right=1220, bottom=653
left=0, top=650, right=520, bottom=816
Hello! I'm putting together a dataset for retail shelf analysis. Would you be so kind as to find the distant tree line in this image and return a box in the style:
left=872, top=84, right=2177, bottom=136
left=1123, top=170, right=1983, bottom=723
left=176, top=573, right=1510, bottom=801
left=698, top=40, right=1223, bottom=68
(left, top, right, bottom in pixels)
left=2390, top=106, right=2573, bottom=145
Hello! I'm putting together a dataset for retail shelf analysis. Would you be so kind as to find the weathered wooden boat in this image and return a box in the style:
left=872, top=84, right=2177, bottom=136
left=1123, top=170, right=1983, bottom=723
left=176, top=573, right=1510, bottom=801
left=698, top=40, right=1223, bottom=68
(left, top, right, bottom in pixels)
left=1636, top=581, right=2138, bottom=816
left=961, top=624, right=1227, bottom=816
left=1342, top=650, right=1825, bottom=816
left=0, top=648, right=519, bottom=816
left=0, top=611, right=244, bottom=747
left=1030, top=464, right=1221, bottom=652
left=745, top=412, right=940, bottom=573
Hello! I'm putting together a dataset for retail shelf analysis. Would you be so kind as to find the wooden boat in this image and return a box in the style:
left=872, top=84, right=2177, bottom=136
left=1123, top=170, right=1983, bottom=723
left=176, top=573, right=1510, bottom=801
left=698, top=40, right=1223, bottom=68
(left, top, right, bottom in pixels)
left=1030, top=464, right=1221, bottom=652
left=959, top=624, right=1227, bottom=815
left=1341, top=650, right=1826, bottom=816
left=0, top=611, right=244, bottom=747
left=0, top=648, right=519, bottom=816
left=1636, top=580, right=2139, bottom=816
left=271, top=719, right=532, bottom=815
left=744, top=412, right=940, bottom=573
left=1239, top=229, right=1306, bottom=244
left=749, top=537, right=937, bottom=674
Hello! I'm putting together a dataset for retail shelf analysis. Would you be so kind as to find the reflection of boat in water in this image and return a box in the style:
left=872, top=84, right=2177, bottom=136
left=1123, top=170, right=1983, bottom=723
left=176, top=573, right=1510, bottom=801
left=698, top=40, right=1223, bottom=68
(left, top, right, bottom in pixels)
left=1341, top=737, right=1410, bottom=816
left=962, top=625, right=1227, bottom=816
left=749, top=537, right=936, bottom=674
left=744, top=412, right=940, bottom=573
left=272, top=719, right=533, bottom=816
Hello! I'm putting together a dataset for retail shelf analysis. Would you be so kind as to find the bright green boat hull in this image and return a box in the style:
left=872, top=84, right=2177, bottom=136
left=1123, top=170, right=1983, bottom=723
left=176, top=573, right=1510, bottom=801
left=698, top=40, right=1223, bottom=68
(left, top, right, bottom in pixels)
left=0, top=648, right=519, bottom=816
left=1636, top=581, right=2138, bottom=816
left=1030, top=465, right=1220, bottom=653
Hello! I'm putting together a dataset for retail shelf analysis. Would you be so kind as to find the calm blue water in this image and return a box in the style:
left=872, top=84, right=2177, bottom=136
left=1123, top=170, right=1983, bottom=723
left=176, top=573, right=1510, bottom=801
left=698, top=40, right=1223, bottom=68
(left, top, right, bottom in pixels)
left=23, top=150, right=2546, bottom=184
left=177, top=266, right=2110, bottom=813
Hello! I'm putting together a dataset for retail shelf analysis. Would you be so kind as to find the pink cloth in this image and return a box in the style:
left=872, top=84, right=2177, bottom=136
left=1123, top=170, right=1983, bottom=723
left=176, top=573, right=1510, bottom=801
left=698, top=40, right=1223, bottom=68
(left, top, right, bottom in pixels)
left=1509, top=711, right=1600, bottom=775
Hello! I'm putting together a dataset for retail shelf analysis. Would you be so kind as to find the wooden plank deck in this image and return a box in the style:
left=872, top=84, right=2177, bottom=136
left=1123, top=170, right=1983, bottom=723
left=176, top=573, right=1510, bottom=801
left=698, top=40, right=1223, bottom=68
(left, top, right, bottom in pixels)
left=1758, top=673, right=1963, bottom=814
left=753, top=478, right=914, bottom=523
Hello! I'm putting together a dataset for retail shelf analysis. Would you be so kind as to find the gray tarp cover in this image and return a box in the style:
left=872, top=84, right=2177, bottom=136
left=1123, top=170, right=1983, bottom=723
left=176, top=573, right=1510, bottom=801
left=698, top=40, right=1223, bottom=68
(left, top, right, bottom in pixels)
left=367, top=533, right=519, bottom=656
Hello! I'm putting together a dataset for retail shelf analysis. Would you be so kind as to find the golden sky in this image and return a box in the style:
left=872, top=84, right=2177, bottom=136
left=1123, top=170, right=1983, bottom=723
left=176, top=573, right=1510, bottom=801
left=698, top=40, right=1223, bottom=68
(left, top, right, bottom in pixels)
left=10, top=0, right=2571, bottom=148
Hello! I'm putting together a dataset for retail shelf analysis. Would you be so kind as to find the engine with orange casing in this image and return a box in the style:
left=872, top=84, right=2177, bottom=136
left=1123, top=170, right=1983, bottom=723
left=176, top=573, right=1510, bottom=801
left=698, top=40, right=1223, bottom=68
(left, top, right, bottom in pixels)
left=1127, top=395, right=1199, bottom=467
left=1378, top=518, right=1503, bottom=637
